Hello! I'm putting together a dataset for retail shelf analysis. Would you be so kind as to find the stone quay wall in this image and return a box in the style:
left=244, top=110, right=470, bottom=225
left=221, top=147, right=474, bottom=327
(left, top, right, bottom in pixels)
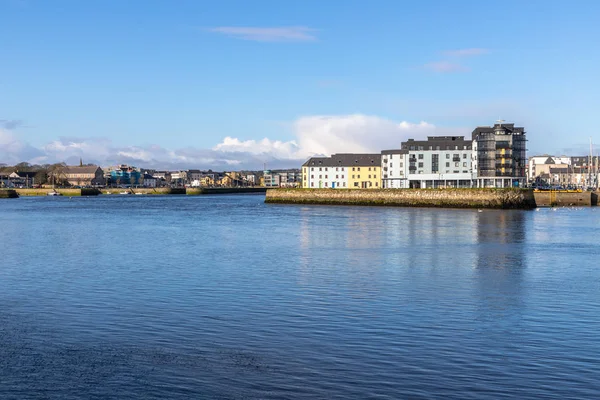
left=265, top=188, right=537, bottom=209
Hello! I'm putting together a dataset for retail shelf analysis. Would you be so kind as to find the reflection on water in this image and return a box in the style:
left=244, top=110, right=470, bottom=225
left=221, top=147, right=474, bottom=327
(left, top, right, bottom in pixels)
left=1, top=197, right=600, bottom=399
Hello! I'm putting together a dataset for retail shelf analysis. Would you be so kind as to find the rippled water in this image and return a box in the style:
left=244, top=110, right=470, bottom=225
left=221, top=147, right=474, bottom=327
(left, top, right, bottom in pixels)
left=1, top=195, right=599, bottom=399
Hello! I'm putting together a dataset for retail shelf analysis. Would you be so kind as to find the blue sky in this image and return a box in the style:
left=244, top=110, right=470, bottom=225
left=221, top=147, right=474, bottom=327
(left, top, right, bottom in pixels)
left=1, top=0, right=599, bottom=168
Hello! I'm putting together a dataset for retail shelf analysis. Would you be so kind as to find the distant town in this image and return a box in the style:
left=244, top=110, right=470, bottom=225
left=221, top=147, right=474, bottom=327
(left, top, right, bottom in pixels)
left=1, top=120, right=599, bottom=191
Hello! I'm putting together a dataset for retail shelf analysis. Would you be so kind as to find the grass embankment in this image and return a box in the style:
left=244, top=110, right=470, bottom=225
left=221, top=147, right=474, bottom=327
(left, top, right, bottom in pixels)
left=266, top=188, right=537, bottom=209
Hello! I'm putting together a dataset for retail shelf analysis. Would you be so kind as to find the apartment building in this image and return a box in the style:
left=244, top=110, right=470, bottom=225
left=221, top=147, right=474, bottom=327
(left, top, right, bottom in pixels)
left=472, top=122, right=527, bottom=188
left=382, top=136, right=473, bottom=188
left=302, top=153, right=381, bottom=189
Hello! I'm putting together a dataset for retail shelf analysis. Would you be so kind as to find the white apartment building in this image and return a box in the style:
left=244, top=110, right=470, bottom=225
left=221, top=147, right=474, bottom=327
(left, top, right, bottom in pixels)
left=382, top=136, right=474, bottom=188
left=302, top=155, right=350, bottom=189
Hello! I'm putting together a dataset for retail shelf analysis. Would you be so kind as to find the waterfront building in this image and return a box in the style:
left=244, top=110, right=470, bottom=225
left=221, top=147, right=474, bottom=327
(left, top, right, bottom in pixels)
left=262, top=170, right=280, bottom=187
left=528, top=155, right=571, bottom=182
left=382, top=136, right=473, bottom=189
left=302, top=154, right=381, bottom=189
left=109, top=165, right=141, bottom=186
left=64, top=165, right=105, bottom=187
left=187, top=169, right=203, bottom=183
left=142, top=173, right=157, bottom=188
left=472, top=121, right=527, bottom=188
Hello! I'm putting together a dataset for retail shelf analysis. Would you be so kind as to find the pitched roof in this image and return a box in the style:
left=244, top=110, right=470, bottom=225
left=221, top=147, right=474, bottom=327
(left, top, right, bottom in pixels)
left=64, top=165, right=102, bottom=174
left=303, top=153, right=381, bottom=167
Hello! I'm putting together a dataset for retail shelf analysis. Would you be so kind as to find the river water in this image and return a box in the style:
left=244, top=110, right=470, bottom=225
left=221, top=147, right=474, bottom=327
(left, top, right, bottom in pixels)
left=1, top=195, right=599, bottom=399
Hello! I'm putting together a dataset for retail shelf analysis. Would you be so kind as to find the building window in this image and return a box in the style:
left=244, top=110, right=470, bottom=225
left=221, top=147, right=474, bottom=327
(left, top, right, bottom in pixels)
left=399, top=162, right=403, bottom=167
left=311, top=182, right=314, bottom=187
left=352, top=175, right=355, bottom=179
left=357, top=175, right=361, bottom=179
left=341, top=175, right=344, bottom=179
left=341, top=168, right=344, bottom=171
left=352, top=167, right=355, bottom=171
left=325, top=168, right=328, bottom=171
left=357, top=167, right=361, bottom=171
left=311, top=168, right=314, bottom=171
left=446, top=162, right=450, bottom=167
left=311, top=175, right=314, bottom=179
left=418, top=154, right=423, bottom=159
left=319, top=167, right=322, bottom=171
left=446, top=154, right=450, bottom=159
left=368, top=175, right=371, bottom=179
left=325, top=175, right=328, bottom=178
left=463, top=162, right=467, bottom=167
left=455, top=162, right=459, bottom=167
left=418, top=162, right=423, bottom=168
left=354, top=182, right=359, bottom=187
left=343, top=182, right=346, bottom=187
left=319, top=175, right=322, bottom=179
left=336, top=167, right=338, bottom=171
left=375, top=182, right=378, bottom=186
left=463, top=154, right=467, bottom=159
left=336, top=175, right=339, bottom=179
left=325, top=182, right=328, bottom=187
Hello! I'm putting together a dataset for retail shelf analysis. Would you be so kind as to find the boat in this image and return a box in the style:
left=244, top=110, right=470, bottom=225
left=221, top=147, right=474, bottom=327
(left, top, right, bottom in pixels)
left=47, top=191, right=62, bottom=196
left=119, top=191, right=131, bottom=195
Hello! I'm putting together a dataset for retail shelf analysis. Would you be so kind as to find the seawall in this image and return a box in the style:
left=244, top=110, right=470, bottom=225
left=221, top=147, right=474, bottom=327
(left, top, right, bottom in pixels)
left=16, top=188, right=101, bottom=196
left=533, top=191, right=596, bottom=207
left=0, top=189, right=19, bottom=198
left=186, top=187, right=267, bottom=195
left=265, top=188, right=537, bottom=209
left=102, top=188, right=186, bottom=195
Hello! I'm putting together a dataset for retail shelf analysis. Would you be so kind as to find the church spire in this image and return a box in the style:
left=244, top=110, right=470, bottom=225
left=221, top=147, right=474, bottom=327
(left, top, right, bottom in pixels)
left=80, top=157, right=83, bottom=167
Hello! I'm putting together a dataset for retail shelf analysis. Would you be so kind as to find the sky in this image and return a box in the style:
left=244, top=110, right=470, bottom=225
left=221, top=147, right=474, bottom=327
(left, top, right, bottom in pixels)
left=1, top=0, right=600, bottom=169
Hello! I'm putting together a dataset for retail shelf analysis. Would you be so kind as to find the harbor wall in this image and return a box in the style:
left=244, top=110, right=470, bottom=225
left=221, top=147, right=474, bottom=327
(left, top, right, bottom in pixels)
left=101, top=188, right=186, bottom=195
left=16, top=188, right=101, bottom=196
left=265, top=188, right=537, bottom=209
left=186, top=187, right=267, bottom=195
left=533, top=191, right=595, bottom=207
left=0, top=189, right=19, bottom=198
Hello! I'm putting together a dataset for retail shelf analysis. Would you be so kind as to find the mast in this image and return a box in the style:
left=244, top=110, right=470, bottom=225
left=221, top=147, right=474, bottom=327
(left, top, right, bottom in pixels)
left=590, top=137, right=593, bottom=188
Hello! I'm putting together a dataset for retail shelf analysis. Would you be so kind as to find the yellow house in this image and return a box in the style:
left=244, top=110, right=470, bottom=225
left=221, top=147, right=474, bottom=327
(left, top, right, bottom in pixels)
left=302, top=153, right=381, bottom=189
left=348, top=163, right=381, bottom=189
left=200, top=175, right=214, bottom=186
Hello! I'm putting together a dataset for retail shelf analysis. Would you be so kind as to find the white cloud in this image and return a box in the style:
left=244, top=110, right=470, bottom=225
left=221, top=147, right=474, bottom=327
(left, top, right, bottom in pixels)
left=424, top=61, right=470, bottom=73
left=443, top=48, right=489, bottom=57
left=206, top=26, right=317, bottom=42
left=0, top=115, right=465, bottom=169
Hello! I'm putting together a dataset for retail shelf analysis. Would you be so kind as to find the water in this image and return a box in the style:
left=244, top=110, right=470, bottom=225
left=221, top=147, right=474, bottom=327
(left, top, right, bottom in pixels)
left=1, top=195, right=599, bottom=399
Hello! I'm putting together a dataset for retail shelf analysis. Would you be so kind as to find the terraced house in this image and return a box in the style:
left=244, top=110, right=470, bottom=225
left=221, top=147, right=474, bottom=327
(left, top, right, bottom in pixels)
left=302, top=153, right=381, bottom=189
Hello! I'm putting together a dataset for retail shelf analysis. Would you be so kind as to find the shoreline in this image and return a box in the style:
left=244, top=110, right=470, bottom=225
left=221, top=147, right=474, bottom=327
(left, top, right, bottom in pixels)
left=265, top=188, right=538, bottom=209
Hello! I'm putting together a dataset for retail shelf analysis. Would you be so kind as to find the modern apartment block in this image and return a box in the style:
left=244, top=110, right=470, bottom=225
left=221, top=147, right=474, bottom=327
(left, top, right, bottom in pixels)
left=382, top=136, right=473, bottom=188
left=301, top=120, right=526, bottom=189
left=302, top=153, right=381, bottom=189
left=471, top=122, right=527, bottom=188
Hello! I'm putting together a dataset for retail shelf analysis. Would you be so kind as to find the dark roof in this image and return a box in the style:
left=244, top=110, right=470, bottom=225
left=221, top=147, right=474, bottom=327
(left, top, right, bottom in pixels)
left=381, top=149, right=408, bottom=155
left=471, top=123, right=525, bottom=140
left=544, top=157, right=555, bottom=164
left=401, top=136, right=472, bottom=150
left=64, top=165, right=102, bottom=174
left=303, top=153, right=381, bottom=167
left=16, top=171, right=37, bottom=178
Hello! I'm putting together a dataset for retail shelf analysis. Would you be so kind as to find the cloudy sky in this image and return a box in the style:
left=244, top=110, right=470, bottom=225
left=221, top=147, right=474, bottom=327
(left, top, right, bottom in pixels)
left=1, top=0, right=599, bottom=169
